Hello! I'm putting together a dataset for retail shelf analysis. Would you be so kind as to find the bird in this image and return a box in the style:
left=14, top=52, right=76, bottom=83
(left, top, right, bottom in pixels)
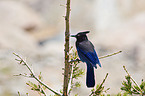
left=71, top=31, right=101, bottom=87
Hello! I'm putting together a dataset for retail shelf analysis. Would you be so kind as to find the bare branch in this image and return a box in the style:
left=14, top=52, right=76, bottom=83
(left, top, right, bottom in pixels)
left=63, top=0, right=71, bottom=96
left=99, top=51, right=122, bottom=59
left=69, top=51, right=122, bottom=63
left=13, top=53, right=62, bottom=96
left=97, top=73, right=109, bottom=90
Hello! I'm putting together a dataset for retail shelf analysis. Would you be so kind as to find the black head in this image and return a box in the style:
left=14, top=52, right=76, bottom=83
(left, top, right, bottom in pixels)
left=71, top=31, right=90, bottom=42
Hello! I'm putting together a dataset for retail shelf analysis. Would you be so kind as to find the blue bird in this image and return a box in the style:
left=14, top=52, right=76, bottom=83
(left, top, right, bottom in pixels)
left=71, top=31, right=101, bottom=87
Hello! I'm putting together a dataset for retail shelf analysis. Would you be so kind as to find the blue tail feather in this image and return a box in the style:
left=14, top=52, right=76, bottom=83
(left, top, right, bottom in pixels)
left=86, top=63, right=95, bottom=87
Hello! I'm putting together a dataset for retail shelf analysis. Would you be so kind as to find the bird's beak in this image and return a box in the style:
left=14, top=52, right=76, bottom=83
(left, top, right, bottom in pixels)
left=70, top=35, right=76, bottom=37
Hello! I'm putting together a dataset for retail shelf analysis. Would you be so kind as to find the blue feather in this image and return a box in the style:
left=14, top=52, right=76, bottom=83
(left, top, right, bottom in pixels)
left=77, top=47, right=100, bottom=87
left=86, top=62, right=95, bottom=87
left=77, top=47, right=101, bottom=68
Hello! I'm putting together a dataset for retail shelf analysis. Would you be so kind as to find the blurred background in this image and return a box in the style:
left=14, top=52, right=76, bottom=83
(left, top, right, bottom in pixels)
left=0, top=0, right=145, bottom=95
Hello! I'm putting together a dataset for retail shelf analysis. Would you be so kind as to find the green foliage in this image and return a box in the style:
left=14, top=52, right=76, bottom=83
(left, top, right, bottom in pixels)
left=68, top=47, right=85, bottom=94
left=120, top=66, right=145, bottom=96
left=121, top=75, right=132, bottom=94
left=89, top=73, right=109, bottom=96
left=17, top=91, right=29, bottom=96
left=26, top=72, right=46, bottom=96
left=140, top=80, right=145, bottom=94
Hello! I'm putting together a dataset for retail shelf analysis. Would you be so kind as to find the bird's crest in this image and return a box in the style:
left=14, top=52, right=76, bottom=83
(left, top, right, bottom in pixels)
left=71, top=31, right=90, bottom=37
left=77, top=31, right=90, bottom=35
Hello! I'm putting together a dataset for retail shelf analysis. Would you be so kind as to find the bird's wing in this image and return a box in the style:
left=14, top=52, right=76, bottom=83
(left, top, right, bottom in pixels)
left=76, top=41, right=101, bottom=68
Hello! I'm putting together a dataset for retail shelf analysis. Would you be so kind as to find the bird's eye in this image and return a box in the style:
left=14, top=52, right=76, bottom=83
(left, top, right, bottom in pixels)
left=77, top=34, right=80, bottom=37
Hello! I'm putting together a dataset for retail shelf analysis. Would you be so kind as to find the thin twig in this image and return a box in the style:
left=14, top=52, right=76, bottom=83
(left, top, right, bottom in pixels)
left=96, top=73, right=109, bottom=91
left=99, top=51, right=122, bottom=59
left=123, top=66, right=143, bottom=94
left=69, top=51, right=122, bottom=63
left=89, top=73, right=109, bottom=96
left=14, top=73, right=32, bottom=78
left=13, top=53, right=62, bottom=96
left=67, top=65, right=73, bottom=95
left=69, top=59, right=80, bottom=63
left=39, top=84, right=47, bottom=96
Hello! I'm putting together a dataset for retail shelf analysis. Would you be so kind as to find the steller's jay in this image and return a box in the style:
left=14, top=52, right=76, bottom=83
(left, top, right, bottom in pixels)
left=71, top=31, right=101, bottom=87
